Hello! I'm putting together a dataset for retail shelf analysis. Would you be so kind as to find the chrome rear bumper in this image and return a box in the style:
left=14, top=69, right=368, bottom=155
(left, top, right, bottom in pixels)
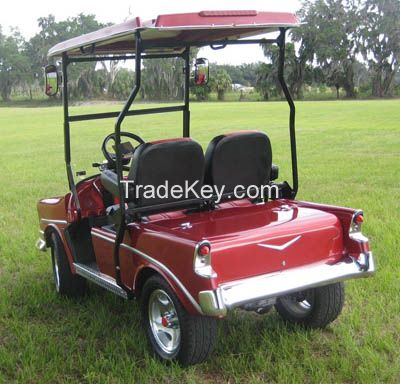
left=199, top=253, right=375, bottom=317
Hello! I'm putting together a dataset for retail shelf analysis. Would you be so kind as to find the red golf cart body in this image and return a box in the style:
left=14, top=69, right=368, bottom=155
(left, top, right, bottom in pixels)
left=36, top=10, right=374, bottom=361
left=37, top=185, right=373, bottom=316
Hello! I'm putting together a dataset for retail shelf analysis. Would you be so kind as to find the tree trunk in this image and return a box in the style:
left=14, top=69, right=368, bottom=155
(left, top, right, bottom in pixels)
left=371, top=65, right=383, bottom=97
left=371, top=62, right=397, bottom=97
left=217, top=90, right=225, bottom=101
left=336, top=84, right=340, bottom=99
left=382, top=65, right=396, bottom=97
left=1, top=81, right=12, bottom=101
left=290, top=58, right=305, bottom=100
left=343, top=60, right=356, bottom=98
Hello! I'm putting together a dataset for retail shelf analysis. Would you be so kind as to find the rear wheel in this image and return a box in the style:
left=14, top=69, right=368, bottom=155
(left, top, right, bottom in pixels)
left=141, top=275, right=217, bottom=366
left=275, top=282, right=345, bottom=328
left=50, top=232, right=87, bottom=297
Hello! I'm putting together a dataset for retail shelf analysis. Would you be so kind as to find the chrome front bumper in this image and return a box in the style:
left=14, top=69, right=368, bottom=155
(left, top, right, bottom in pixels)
left=35, top=230, right=47, bottom=252
left=199, top=253, right=375, bottom=317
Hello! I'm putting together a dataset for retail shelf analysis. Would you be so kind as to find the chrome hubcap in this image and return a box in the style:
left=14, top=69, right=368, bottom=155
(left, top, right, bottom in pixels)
left=148, top=289, right=181, bottom=354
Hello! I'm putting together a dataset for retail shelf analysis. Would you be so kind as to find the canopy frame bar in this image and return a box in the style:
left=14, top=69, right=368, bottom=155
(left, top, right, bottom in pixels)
left=142, top=38, right=278, bottom=50
left=277, top=28, right=298, bottom=197
left=60, top=29, right=298, bottom=292
left=67, top=52, right=186, bottom=63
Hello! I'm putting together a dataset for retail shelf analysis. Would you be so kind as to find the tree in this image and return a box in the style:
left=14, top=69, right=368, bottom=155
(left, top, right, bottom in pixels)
left=190, top=80, right=212, bottom=101
left=325, top=62, right=346, bottom=99
left=258, top=9, right=317, bottom=100
left=357, top=0, right=400, bottom=97
left=213, top=63, right=258, bottom=86
left=26, top=14, right=107, bottom=98
left=142, top=49, right=199, bottom=101
left=293, top=0, right=359, bottom=98
left=0, top=27, right=30, bottom=101
left=211, top=69, right=232, bottom=101
left=260, top=43, right=306, bottom=99
left=142, top=58, right=183, bottom=100
left=110, top=68, right=135, bottom=99
left=255, top=63, right=274, bottom=100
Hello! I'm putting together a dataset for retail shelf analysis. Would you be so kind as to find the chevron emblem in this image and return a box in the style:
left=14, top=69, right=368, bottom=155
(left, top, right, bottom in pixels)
left=257, top=235, right=301, bottom=251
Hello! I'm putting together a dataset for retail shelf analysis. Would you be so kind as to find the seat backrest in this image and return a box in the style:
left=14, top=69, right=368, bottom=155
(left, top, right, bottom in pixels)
left=128, top=138, right=204, bottom=207
left=204, top=131, right=272, bottom=194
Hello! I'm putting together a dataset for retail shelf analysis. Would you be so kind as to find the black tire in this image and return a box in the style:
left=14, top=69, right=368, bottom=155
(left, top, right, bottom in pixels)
left=50, top=232, right=87, bottom=297
left=275, top=282, right=345, bottom=329
left=140, top=274, right=217, bottom=366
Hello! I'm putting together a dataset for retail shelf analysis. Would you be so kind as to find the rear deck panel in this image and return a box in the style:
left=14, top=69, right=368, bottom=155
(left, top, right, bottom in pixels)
left=141, top=200, right=344, bottom=284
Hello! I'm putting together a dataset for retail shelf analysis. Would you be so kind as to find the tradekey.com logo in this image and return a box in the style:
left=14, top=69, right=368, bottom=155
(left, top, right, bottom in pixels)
left=120, top=180, right=279, bottom=203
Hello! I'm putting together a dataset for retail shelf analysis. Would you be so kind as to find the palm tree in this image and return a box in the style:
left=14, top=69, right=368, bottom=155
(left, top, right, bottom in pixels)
left=212, top=69, right=232, bottom=101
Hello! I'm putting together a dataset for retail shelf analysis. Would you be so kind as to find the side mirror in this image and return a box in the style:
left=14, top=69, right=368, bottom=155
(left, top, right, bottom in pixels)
left=44, top=65, right=59, bottom=96
left=194, top=58, right=209, bottom=86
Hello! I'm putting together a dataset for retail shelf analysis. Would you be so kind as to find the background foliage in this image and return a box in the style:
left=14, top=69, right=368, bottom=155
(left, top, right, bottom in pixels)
left=0, top=0, right=399, bottom=103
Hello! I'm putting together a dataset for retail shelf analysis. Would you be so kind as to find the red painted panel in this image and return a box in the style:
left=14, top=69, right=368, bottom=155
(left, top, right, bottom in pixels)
left=155, top=11, right=299, bottom=28
left=39, top=176, right=368, bottom=315
left=143, top=200, right=344, bottom=284
left=67, top=177, right=106, bottom=222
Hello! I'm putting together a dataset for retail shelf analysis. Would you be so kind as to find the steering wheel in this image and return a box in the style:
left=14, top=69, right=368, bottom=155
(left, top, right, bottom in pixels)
left=101, top=131, right=145, bottom=170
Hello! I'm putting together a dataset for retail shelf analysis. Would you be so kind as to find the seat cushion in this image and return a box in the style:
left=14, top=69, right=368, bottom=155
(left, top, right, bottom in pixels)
left=204, top=131, right=272, bottom=193
left=128, top=138, right=204, bottom=207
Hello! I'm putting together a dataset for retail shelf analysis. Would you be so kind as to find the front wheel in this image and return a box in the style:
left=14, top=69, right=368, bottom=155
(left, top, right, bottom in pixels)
left=141, top=275, right=217, bottom=366
left=50, top=232, right=87, bottom=297
left=275, top=282, right=345, bottom=328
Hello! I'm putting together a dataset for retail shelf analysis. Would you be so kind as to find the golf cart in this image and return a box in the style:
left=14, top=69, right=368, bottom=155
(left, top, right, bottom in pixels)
left=37, top=10, right=375, bottom=366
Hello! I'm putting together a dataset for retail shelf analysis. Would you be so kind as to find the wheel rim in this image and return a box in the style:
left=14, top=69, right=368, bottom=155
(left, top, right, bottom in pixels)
left=148, top=289, right=181, bottom=354
left=52, top=249, right=60, bottom=292
left=279, top=289, right=315, bottom=317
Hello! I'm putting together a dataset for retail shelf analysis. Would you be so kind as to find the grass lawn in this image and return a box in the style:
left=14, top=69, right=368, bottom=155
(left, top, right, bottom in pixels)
left=0, top=100, right=399, bottom=383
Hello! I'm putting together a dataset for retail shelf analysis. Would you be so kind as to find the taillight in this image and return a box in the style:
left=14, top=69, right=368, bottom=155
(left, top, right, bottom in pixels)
left=355, top=214, right=364, bottom=225
left=349, top=210, right=368, bottom=243
left=194, top=241, right=216, bottom=278
left=198, top=244, right=210, bottom=256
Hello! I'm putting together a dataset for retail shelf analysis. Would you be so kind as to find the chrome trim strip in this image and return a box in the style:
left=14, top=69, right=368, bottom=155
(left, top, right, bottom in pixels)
left=91, top=230, right=116, bottom=242
left=199, top=254, right=376, bottom=316
left=41, top=218, right=68, bottom=225
left=258, top=235, right=301, bottom=251
left=120, top=243, right=204, bottom=314
left=73, top=262, right=128, bottom=299
left=90, top=229, right=203, bottom=314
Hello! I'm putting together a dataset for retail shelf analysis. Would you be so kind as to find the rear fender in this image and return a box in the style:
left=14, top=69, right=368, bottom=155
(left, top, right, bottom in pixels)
left=295, top=200, right=370, bottom=255
left=134, top=264, right=203, bottom=316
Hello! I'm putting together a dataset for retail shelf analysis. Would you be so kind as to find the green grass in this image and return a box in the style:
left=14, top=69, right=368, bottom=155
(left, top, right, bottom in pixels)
left=0, top=100, right=399, bottom=383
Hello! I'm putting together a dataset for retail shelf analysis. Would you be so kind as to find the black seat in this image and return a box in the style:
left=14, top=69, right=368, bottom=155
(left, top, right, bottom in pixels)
left=204, top=131, right=272, bottom=194
left=127, top=138, right=204, bottom=207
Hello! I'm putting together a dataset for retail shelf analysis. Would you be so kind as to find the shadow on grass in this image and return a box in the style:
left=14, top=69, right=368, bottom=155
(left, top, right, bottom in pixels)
left=2, top=267, right=331, bottom=383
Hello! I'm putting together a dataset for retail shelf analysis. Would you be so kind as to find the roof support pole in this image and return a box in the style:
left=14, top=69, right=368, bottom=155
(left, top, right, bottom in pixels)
left=183, top=47, right=191, bottom=137
left=112, top=32, right=142, bottom=295
left=62, top=53, right=81, bottom=216
left=277, top=28, right=298, bottom=198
